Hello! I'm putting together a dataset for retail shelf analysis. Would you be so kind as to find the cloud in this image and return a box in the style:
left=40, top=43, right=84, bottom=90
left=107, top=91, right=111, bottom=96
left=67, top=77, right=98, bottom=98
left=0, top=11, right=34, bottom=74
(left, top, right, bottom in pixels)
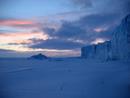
left=0, top=49, right=15, bottom=52
left=43, top=13, right=121, bottom=41
left=70, top=0, right=130, bottom=16
left=44, top=21, right=86, bottom=39
left=0, top=31, right=49, bottom=46
left=0, top=0, right=129, bottom=57
left=30, top=38, right=84, bottom=50
left=30, top=13, right=119, bottom=50
left=71, top=0, right=92, bottom=8
left=106, top=0, right=130, bottom=14
left=0, top=19, right=33, bottom=25
left=78, top=13, right=120, bottom=26
left=0, top=19, right=38, bottom=29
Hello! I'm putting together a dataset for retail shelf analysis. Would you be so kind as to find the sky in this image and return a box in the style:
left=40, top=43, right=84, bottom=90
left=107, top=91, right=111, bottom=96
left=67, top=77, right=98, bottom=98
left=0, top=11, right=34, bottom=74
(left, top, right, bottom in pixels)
left=0, top=0, right=130, bottom=57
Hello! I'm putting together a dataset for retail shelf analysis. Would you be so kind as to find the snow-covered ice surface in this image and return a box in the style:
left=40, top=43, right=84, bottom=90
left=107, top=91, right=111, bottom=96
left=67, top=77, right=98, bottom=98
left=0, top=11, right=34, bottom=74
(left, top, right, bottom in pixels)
left=0, top=58, right=129, bottom=98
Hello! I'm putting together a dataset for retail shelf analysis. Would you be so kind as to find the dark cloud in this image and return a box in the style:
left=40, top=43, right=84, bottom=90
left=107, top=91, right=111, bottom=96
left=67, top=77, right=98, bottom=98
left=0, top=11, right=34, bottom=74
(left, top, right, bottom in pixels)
left=0, top=49, right=15, bottom=52
left=45, top=21, right=86, bottom=39
left=31, top=13, right=122, bottom=50
left=78, top=13, right=121, bottom=27
left=70, top=0, right=130, bottom=15
left=46, top=13, right=121, bottom=39
left=108, top=0, right=130, bottom=14
left=30, top=38, right=84, bottom=50
left=43, top=27, right=56, bottom=36
left=71, top=0, right=92, bottom=8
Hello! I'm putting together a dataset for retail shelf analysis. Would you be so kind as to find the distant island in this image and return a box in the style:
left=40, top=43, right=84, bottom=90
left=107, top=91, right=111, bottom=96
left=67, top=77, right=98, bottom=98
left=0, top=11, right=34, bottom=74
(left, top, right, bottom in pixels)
left=29, top=53, right=48, bottom=60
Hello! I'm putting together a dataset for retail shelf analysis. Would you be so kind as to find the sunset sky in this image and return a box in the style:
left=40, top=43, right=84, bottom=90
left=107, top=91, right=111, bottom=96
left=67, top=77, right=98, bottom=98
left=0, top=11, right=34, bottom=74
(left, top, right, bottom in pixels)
left=0, top=0, right=129, bottom=57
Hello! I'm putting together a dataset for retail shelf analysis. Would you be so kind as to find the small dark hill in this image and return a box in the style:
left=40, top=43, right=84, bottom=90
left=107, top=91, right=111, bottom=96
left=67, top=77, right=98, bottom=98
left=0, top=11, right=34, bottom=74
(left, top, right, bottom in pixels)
left=29, top=53, right=48, bottom=60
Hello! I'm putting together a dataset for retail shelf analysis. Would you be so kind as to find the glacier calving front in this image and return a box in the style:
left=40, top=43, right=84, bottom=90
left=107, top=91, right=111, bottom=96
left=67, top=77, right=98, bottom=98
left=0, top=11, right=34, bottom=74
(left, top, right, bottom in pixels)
left=81, top=14, right=130, bottom=60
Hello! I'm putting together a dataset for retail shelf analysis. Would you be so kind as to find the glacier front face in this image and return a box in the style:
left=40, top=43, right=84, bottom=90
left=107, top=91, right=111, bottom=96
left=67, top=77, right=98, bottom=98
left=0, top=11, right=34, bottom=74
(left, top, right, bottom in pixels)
left=111, top=14, right=130, bottom=60
left=81, top=14, right=130, bottom=61
left=81, top=41, right=111, bottom=60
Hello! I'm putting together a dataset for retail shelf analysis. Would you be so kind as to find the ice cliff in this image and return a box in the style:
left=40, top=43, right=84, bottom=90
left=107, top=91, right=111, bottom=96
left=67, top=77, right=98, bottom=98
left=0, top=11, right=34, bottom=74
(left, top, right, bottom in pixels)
left=81, top=14, right=130, bottom=60
left=81, top=41, right=111, bottom=60
left=111, top=14, right=130, bottom=60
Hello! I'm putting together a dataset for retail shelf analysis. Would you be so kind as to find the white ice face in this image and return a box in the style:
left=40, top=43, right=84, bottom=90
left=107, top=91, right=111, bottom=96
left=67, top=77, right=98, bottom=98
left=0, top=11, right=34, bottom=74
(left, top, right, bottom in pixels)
left=81, top=14, right=130, bottom=60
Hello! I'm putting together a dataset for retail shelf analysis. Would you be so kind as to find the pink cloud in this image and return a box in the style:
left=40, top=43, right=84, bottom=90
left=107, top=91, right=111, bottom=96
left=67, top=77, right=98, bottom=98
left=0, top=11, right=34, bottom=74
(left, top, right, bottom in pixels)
left=0, top=19, right=40, bottom=29
left=0, top=19, right=33, bottom=25
left=0, top=31, right=49, bottom=45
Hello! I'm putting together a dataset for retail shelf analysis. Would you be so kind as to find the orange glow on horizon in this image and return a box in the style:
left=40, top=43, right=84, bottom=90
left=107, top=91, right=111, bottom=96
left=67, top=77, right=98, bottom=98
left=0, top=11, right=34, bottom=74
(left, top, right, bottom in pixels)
left=0, top=19, right=34, bottom=26
left=0, top=31, right=49, bottom=45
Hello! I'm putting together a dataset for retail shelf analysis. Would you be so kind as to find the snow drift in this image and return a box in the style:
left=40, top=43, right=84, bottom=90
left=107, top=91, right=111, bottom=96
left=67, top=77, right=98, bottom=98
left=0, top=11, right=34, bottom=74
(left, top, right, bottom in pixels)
left=0, top=58, right=129, bottom=98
